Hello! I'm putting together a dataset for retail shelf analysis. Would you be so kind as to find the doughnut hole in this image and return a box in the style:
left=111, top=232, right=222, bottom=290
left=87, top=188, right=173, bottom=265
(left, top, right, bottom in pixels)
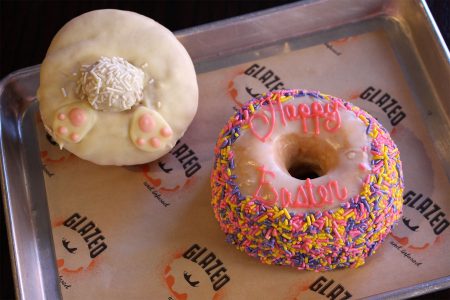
left=275, top=134, right=339, bottom=180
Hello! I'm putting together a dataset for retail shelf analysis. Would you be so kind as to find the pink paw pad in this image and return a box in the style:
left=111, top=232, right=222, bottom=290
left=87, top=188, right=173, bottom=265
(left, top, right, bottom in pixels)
left=130, top=107, right=173, bottom=152
left=52, top=103, right=97, bottom=144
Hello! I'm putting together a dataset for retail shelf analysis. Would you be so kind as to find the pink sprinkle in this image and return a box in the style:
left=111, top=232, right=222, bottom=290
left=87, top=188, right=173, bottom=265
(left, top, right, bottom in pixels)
left=375, top=215, right=383, bottom=223
left=57, top=113, right=66, bottom=121
left=149, top=137, right=161, bottom=148
left=359, top=202, right=365, bottom=212
left=333, top=228, right=342, bottom=239
left=349, top=230, right=360, bottom=238
left=359, top=163, right=367, bottom=171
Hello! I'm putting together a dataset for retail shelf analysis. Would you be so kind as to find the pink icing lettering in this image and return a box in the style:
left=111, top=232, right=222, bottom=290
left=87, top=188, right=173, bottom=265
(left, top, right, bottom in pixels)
left=323, top=101, right=342, bottom=132
left=298, top=104, right=310, bottom=134
left=292, top=185, right=309, bottom=208
left=254, top=165, right=349, bottom=208
left=246, top=97, right=343, bottom=141
left=284, top=104, right=297, bottom=121
left=139, top=114, right=155, bottom=133
left=249, top=100, right=275, bottom=143
left=317, top=185, right=332, bottom=205
left=280, top=188, right=291, bottom=208
left=69, top=108, right=87, bottom=127
left=328, top=180, right=348, bottom=202
left=273, top=94, right=286, bottom=126
left=311, top=102, right=325, bottom=135
left=304, top=178, right=319, bottom=206
left=253, top=165, right=278, bottom=205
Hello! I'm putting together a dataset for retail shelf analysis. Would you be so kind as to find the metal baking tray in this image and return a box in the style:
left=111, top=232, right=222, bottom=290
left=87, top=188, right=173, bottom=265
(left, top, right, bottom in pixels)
left=1, top=0, right=449, bottom=299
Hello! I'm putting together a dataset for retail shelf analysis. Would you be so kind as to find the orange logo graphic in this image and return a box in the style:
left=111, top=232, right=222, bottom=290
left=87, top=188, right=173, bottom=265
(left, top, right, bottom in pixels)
left=52, top=213, right=107, bottom=274
left=163, top=244, right=229, bottom=300
left=227, top=64, right=286, bottom=107
left=140, top=142, right=200, bottom=194
left=391, top=192, right=448, bottom=251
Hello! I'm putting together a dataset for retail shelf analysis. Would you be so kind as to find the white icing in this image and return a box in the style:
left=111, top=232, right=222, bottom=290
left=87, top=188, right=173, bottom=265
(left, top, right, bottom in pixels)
left=77, top=56, right=145, bottom=112
left=38, top=9, right=198, bottom=165
left=232, top=95, right=372, bottom=213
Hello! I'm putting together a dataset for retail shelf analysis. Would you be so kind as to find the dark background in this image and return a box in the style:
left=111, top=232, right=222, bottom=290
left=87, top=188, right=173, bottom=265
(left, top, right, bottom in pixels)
left=0, top=0, right=449, bottom=299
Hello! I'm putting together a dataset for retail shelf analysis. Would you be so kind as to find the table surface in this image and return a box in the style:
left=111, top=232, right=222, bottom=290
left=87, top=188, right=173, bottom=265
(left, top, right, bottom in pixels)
left=0, top=1, right=449, bottom=299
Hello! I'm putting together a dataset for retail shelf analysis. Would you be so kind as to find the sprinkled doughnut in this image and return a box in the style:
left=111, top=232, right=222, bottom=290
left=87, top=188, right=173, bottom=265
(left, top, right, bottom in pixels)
left=38, top=9, right=198, bottom=165
left=211, top=89, right=404, bottom=271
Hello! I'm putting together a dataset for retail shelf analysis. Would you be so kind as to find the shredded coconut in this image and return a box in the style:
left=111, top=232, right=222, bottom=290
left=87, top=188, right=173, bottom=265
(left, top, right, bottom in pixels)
left=76, top=56, right=145, bottom=112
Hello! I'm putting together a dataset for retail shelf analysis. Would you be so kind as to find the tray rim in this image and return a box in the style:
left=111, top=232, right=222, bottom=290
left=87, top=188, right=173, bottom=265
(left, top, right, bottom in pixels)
left=1, top=0, right=450, bottom=299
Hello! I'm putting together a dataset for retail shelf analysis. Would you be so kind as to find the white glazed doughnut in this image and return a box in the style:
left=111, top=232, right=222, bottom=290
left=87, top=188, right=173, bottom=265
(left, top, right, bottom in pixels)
left=38, top=9, right=198, bottom=165
left=211, top=89, right=404, bottom=271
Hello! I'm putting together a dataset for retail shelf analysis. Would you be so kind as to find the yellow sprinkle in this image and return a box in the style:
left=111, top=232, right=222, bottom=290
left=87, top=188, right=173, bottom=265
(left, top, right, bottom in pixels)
left=249, top=104, right=255, bottom=113
left=282, top=233, right=291, bottom=240
left=274, top=210, right=285, bottom=218
left=306, top=216, right=311, bottom=226
left=280, top=96, right=291, bottom=103
left=283, top=208, right=291, bottom=220
left=377, top=175, right=383, bottom=185
left=258, top=215, right=268, bottom=222
left=310, top=214, right=316, bottom=223
left=234, top=133, right=239, bottom=137
left=227, top=168, right=231, bottom=176
left=345, top=212, right=355, bottom=220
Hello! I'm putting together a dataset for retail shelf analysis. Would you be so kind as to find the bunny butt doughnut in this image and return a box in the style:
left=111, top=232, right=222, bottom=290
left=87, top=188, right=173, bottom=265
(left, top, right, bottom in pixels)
left=38, top=9, right=198, bottom=165
left=211, top=89, right=404, bottom=271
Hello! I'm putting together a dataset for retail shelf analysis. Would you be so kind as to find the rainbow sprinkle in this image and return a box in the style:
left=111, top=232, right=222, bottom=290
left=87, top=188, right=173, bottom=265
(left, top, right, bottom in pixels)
left=211, top=89, right=404, bottom=271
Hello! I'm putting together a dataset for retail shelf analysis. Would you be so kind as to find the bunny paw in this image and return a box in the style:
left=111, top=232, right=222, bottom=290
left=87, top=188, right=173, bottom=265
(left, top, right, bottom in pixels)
left=130, top=106, right=173, bottom=152
left=52, top=103, right=97, bottom=145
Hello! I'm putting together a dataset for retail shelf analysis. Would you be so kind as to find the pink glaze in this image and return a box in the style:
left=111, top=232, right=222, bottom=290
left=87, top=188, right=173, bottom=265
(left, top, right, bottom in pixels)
left=149, top=137, right=161, bottom=148
left=160, top=127, right=173, bottom=138
left=58, top=126, right=68, bottom=135
left=57, top=113, right=66, bottom=121
left=69, top=108, right=87, bottom=127
left=70, top=133, right=80, bottom=142
left=138, top=114, right=155, bottom=133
